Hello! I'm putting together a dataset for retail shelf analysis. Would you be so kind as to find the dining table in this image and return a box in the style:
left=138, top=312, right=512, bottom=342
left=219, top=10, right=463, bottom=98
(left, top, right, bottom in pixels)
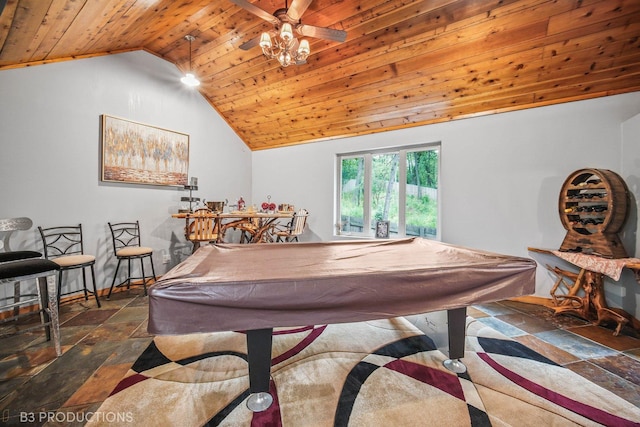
left=172, top=210, right=294, bottom=244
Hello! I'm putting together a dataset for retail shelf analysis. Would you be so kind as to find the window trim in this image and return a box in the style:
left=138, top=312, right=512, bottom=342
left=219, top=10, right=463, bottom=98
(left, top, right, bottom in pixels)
left=335, top=142, right=441, bottom=240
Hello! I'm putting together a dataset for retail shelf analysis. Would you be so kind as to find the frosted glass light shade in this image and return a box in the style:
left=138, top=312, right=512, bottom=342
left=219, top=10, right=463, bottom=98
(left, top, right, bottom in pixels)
left=181, top=73, right=200, bottom=87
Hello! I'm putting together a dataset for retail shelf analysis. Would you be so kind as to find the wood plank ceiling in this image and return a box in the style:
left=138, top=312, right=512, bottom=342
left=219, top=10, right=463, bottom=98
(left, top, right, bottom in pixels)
left=1, top=0, right=639, bottom=150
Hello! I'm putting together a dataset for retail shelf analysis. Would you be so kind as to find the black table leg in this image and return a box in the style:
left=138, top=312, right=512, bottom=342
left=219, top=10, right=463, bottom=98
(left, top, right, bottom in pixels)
left=246, top=328, right=274, bottom=412
left=443, top=307, right=467, bottom=373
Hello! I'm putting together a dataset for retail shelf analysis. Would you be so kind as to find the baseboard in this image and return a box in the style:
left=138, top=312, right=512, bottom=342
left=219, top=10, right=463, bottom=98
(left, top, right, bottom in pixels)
left=508, top=295, right=555, bottom=308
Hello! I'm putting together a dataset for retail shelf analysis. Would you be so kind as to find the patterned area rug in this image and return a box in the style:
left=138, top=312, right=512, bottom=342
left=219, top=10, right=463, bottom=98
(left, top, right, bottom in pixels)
left=88, top=317, right=640, bottom=426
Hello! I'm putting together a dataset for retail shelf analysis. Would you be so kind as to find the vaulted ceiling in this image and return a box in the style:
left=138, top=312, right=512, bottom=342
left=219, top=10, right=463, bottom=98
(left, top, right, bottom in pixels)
left=1, top=0, right=639, bottom=150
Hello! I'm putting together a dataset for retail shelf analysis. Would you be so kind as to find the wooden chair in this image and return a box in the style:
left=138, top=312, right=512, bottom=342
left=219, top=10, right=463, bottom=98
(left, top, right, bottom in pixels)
left=275, top=209, right=309, bottom=242
left=237, top=217, right=260, bottom=243
left=107, top=221, right=156, bottom=298
left=38, top=224, right=100, bottom=307
left=186, top=208, right=218, bottom=253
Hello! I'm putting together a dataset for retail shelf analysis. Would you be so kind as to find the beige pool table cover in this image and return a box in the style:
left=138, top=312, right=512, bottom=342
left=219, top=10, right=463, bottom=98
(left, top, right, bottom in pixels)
left=148, top=238, right=536, bottom=335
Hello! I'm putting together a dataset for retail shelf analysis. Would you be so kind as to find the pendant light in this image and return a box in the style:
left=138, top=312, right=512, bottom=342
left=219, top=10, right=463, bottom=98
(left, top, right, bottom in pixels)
left=181, top=35, right=200, bottom=87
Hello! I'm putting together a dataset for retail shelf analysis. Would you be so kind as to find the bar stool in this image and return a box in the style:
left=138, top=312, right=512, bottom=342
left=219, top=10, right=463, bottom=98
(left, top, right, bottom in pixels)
left=0, top=258, right=62, bottom=356
left=38, top=224, right=100, bottom=307
left=1, top=217, right=45, bottom=317
left=107, top=221, right=156, bottom=298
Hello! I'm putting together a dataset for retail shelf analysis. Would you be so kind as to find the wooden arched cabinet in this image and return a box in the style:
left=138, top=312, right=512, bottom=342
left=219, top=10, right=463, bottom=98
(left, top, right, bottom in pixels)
left=558, top=168, right=629, bottom=258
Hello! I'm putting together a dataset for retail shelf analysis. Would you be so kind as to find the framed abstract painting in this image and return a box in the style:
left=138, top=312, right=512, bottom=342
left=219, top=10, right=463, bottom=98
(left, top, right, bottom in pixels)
left=101, top=115, right=189, bottom=186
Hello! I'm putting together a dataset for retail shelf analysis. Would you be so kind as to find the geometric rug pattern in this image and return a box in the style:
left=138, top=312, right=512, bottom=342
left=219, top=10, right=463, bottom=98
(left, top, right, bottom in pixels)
left=87, top=317, right=640, bottom=426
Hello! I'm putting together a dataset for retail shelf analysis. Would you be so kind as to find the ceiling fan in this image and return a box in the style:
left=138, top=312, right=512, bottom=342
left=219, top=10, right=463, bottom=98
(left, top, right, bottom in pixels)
left=230, top=0, right=347, bottom=66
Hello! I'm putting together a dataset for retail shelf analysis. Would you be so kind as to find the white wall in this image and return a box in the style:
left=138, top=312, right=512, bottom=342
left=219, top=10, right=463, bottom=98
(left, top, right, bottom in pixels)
left=0, top=51, right=252, bottom=298
left=2, top=50, right=639, bottom=319
left=622, top=112, right=640, bottom=256
left=622, top=112, right=640, bottom=318
left=252, top=92, right=640, bottom=318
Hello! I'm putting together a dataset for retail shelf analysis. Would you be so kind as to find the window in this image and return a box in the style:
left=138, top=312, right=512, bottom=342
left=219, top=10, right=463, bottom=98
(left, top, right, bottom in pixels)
left=337, top=143, right=440, bottom=240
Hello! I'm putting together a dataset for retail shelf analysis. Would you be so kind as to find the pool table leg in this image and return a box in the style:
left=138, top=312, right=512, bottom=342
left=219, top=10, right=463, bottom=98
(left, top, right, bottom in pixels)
left=245, top=328, right=274, bottom=412
left=443, top=307, right=467, bottom=373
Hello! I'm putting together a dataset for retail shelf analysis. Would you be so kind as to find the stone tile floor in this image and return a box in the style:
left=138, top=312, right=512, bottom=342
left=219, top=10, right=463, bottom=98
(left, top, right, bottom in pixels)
left=1, top=290, right=639, bottom=426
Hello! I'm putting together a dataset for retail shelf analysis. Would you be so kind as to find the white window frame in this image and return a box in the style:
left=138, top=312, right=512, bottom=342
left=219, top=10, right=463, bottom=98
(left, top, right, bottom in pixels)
left=335, top=142, right=441, bottom=240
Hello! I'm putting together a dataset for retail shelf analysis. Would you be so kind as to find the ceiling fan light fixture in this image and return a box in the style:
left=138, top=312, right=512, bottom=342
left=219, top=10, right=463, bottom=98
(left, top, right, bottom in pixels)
left=181, top=35, right=200, bottom=87
left=298, top=39, right=310, bottom=56
left=278, top=51, right=292, bottom=67
left=181, top=73, right=201, bottom=87
left=259, top=32, right=272, bottom=48
left=259, top=27, right=311, bottom=67
left=280, top=23, right=294, bottom=41
left=233, top=0, right=346, bottom=68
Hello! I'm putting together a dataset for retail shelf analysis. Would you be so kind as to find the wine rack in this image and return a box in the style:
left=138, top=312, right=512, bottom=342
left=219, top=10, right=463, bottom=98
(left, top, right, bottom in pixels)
left=558, top=168, right=629, bottom=258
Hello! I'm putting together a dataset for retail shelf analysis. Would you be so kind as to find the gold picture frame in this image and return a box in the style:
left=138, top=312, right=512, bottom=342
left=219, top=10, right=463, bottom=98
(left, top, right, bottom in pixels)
left=101, top=115, right=189, bottom=186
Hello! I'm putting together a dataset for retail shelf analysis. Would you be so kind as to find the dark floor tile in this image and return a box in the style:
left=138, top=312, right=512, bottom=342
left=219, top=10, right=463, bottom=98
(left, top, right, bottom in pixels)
left=130, top=319, right=151, bottom=338
left=61, top=310, right=119, bottom=328
left=104, top=288, right=147, bottom=303
left=80, top=322, right=141, bottom=345
left=512, top=334, right=581, bottom=365
left=624, top=347, right=640, bottom=362
left=534, top=329, right=618, bottom=359
left=56, top=309, right=88, bottom=328
left=61, top=298, right=98, bottom=311
left=589, top=354, right=640, bottom=385
left=38, top=341, right=121, bottom=376
left=0, top=310, right=44, bottom=330
left=125, top=295, right=149, bottom=308
left=475, top=317, right=527, bottom=337
left=531, top=309, right=592, bottom=330
left=63, top=363, right=132, bottom=408
left=0, top=340, right=125, bottom=420
left=467, top=306, right=489, bottom=319
left=0, top=329, right=48, bottom=356
left=565, top=360, right=640, bottom=407
left=57, top=300, right=94, bottom=321
left=548, top=314, right=593, bottom=329
left=473, top=302, right=517, bottom=316
left=101, top=337, right=152, bottom=366
left=59, top=325, right=96, bottom=347
left=94, top=294, right=138, bottom=311
left=495, top=312, right=558, bottom=334
left=104, top=306, right=148, bottom=324
left=0, top=366, right=96, bottom=417
left=0, top=375, right=29, bottom=401
left=498, top=299, right=554, bottom=316
left=568, top=324, right=640, bottom=352
left=0, top=345, right=59, bottom=381
left=61, top=297, right=100, bottom=311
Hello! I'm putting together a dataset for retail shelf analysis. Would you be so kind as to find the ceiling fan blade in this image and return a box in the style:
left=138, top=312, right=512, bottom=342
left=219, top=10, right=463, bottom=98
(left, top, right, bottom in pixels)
left=239, top=36, right=261, bottom=50
left=229, top=0, right=280, bottom=26
left=286, top=0, right=313, bottom=21
left=297, top=24, right=347, bottom=43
